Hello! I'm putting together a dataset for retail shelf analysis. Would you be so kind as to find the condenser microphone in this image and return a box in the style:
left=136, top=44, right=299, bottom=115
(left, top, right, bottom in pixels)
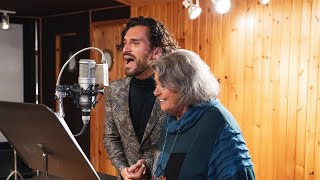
left=78, top=59, right=96, bottom=125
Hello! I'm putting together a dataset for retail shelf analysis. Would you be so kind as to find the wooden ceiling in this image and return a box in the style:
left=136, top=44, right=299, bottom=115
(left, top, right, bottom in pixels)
left=116, top=0, right=178, bottom=7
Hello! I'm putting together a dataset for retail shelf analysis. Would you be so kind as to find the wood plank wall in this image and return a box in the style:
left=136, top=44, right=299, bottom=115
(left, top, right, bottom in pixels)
left=90, top=0, right=320, bottom=179
left=90, top=20, right=127, bottom=176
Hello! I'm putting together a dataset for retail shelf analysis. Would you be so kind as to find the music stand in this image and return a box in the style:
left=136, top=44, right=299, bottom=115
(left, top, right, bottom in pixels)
left=0, top=101, right=100, bottom=180
left=6, top=149, right=24, bottom=180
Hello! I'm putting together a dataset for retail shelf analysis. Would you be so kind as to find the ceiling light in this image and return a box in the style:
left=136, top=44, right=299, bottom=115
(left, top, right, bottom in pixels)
left=260, top=0, right=270, bottom=5
left=212, top=0, right=231, bottom=14
left=0, top=10, right=16, bottom=30
left=2, top=13, right=9, bottom=30
left=182, top=0, right=202, bottom=20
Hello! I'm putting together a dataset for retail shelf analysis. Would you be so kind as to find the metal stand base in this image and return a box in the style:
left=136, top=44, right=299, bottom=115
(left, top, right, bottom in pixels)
left=6, top=149, right=24, bottom=180
left=38, top=144, right=48, bottom=180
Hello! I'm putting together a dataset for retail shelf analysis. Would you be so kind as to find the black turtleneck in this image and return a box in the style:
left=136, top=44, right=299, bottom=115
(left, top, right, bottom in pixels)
left=129, top=76, right=156, bottom=143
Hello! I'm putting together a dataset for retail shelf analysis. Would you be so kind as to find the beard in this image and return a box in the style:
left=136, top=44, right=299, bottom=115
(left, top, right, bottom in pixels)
left=124, top=63, right=149, bottom=77
left=124, top=53, right=152, bottom=77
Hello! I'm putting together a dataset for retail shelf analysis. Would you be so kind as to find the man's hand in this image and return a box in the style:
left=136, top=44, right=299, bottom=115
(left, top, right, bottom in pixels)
left=125, top=159, right=147, bottom=180
left=120, top=167, right=133, bottom=180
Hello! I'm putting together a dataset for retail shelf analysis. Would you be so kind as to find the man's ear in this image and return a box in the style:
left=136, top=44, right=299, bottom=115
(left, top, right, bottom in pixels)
left=152, top=47, right=163, bottom=60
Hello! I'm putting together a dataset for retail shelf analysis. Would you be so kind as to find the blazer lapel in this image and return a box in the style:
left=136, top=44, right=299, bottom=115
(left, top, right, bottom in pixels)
left=116, top=78, right=140, bottom=145
left=141, top=99, right=163, bottom=143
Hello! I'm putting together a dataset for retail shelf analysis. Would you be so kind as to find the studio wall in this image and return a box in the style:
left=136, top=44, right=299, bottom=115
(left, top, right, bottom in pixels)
left=90, top=0, right=320, bottom=179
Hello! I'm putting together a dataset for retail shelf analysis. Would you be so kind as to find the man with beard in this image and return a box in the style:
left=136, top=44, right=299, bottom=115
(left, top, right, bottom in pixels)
left=104, top=16, right=179, bottom=180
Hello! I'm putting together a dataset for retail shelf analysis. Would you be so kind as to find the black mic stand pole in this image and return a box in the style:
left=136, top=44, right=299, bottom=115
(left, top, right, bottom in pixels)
left=6, top=149, right=24, bottom=180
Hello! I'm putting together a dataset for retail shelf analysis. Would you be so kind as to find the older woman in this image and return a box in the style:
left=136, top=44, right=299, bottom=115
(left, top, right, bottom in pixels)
left=128, top=49, right=255, bottom=180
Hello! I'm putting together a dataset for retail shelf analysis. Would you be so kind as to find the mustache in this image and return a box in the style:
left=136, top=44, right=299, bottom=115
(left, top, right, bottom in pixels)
left=123, top=52, right=136, bottom=59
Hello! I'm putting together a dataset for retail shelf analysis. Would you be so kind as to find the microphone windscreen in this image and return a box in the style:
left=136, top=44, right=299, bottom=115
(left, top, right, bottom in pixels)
left=95, top=64, right=108, bottom=87
left=78, top=59, right=96, bottom=90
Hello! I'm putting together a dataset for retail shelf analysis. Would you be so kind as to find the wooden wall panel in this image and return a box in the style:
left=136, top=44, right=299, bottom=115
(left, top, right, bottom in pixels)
left=91, top=0, right=320, bottom=179
left=90, top=20, right=127, bottom=177
left=306, top=0, right=320, bottom=179
left=252, top=1, right=263, bottom=177
left=269, top=0, right=282, bottom=179
left=296, top=0, right=311, bottom=178
left=243, top=0, right=255, bottom=175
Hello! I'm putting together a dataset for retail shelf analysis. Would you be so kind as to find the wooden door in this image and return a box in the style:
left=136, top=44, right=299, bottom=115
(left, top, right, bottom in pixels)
left=90, top=19, right=128, bottom=176
left=55, top=34, right=91, bottom=158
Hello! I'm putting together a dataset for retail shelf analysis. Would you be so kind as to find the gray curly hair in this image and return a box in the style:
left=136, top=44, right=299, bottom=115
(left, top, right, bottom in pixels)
left=151, top=49, right=220, bottom=106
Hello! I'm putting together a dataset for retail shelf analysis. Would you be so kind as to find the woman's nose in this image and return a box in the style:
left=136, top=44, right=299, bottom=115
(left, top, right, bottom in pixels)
left=153, top=88, right=160, bottom=96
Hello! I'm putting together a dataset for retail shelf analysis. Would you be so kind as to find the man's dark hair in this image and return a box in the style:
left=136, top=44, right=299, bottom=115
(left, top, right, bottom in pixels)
left=116, top=16, right=179, bottom=54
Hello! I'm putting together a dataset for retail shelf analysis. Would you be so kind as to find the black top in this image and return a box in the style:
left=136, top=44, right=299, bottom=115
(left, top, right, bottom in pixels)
left=129, top=76, right=156, bottom=143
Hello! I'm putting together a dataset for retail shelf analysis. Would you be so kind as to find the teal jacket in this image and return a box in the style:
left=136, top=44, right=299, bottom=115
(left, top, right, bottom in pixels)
left=153, top=99, right=255, bottom=180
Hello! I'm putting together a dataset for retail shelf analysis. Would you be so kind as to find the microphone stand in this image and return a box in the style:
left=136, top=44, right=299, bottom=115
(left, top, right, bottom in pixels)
left=55, top=47, right=107, bottom=136
left=6, top=149, right=24, bottom=180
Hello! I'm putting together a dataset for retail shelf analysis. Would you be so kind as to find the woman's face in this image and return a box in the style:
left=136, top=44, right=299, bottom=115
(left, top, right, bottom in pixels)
left=153, top=71, right=188, bottom=119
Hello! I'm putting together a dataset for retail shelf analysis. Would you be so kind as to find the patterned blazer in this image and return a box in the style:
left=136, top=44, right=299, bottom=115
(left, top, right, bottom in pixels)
left=104, top=77, right=165, bottom=177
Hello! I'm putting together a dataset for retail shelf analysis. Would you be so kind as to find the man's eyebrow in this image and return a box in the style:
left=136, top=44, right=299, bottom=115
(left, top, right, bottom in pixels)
left=130, top=38, right=141, bottom=42
left=123, top=37, right=144, bottom=43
